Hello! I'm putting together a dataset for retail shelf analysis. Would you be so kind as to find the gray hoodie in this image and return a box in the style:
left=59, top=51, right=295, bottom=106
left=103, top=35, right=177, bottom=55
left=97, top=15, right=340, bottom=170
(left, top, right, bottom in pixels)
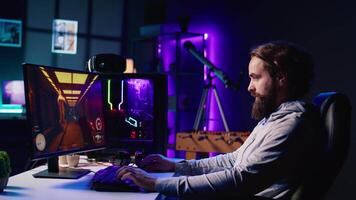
left=155, top=100, right=317, bottom=199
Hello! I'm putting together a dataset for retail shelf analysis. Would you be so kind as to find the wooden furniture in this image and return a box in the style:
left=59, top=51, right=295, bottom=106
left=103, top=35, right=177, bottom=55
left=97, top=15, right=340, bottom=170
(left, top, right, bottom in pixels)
left=176, top=131, right=250, bottom=159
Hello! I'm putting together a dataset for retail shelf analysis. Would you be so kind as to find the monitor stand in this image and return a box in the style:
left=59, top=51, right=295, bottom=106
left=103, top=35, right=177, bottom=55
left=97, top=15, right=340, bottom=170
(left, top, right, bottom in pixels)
left=33, top=156, right=90, bottom=179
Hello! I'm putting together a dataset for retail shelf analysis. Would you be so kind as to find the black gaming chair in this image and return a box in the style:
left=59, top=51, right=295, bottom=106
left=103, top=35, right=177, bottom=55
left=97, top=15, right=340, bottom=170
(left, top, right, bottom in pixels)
left=291, top=92, right=352, bottom=200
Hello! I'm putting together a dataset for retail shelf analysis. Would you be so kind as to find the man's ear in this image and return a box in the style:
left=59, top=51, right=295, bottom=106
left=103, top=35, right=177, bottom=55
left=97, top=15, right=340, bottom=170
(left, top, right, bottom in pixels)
left=276, top=73, right=287, bottom=87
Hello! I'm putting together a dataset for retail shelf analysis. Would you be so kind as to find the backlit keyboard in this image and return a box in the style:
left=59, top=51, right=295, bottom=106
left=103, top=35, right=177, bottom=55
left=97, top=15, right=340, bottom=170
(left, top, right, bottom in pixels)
left=91, top=165, right=142, bottom=192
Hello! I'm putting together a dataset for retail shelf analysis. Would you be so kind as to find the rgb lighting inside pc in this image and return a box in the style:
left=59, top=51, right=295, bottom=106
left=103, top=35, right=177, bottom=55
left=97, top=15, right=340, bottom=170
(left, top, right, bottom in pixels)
left=104, top=73, right=167, bottom=154
left=107, top=78, right=154, bottom=141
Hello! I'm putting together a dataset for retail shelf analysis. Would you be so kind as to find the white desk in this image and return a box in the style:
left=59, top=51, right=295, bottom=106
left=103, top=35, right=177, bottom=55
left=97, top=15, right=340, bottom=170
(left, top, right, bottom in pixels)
left=0, top=160, right=173, bottom=200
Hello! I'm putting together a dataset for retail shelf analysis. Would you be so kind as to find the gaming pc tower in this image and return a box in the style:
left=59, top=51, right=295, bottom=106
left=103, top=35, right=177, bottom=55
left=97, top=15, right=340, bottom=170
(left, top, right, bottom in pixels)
left=102, top=73, right=167, bottom=155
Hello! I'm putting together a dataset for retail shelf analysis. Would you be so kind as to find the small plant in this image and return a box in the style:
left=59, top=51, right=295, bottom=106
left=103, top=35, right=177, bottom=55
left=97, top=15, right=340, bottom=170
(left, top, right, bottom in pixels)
left=0, top=151, right=11, bottom=178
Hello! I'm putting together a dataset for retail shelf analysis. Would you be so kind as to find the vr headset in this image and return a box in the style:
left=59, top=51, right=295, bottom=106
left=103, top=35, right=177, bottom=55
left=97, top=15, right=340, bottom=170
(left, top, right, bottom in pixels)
left=87, top=54, right=126, bottom=74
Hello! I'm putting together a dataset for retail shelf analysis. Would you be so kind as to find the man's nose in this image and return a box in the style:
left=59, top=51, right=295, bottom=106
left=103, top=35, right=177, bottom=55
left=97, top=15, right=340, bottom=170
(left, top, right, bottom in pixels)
left=248, top=81, right=254, bottom=92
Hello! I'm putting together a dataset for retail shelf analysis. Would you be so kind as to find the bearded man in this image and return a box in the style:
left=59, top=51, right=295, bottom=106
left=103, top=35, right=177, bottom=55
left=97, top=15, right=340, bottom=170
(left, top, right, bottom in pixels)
left=116, top=41, right=319, bottom=199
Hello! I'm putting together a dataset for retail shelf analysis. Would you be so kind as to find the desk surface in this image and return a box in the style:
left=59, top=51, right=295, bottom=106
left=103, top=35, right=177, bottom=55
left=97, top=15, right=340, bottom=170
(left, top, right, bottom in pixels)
left=0, top=160, right=173, bottom=200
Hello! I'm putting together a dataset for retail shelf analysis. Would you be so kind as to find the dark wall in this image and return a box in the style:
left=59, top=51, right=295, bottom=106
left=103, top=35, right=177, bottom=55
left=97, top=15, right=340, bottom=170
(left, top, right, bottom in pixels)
left=24, top=0, right=124, bottom=70
left=161, top=0, right=356, bottom=199
left=0, top=0, right=26, bottom=104
left=0, top=0, right=125, bottom=104
left=0, top=0, right=126, bottom=174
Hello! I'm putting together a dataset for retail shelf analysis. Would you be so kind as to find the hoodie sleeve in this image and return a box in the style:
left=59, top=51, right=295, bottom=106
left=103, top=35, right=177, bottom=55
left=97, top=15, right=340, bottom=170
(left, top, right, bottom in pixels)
left=174, top=130, right=259, bottom=176
left=156, top=115, right=308, bottom=198
left=174, top=150, right=240, bottom=175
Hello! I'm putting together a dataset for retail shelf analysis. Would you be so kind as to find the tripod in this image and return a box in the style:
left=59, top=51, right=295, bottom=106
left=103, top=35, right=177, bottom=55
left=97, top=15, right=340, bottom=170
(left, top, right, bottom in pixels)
left=193, top=72, right=230, bottom=132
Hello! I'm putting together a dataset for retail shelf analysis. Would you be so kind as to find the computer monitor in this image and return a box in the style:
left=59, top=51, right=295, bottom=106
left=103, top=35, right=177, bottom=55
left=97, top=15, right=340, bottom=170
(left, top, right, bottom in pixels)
left=23, top=63, right=106, bottom=179
left=2, top=80, right=25, bottom=105
left=103, top=73, right=167, bottom=155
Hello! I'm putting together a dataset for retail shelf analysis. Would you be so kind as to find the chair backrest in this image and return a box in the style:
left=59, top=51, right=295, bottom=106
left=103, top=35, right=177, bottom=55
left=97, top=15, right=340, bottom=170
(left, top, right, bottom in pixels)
left=292, top=92, right=352, bottom=200
left=315, top=92, right=351, bottom=188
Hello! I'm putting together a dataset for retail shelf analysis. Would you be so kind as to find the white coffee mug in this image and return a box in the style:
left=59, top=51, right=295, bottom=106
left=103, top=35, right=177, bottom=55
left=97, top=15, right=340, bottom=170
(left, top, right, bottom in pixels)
left=58, top=155, right=68, bottom=165
left=66, top=154, right=80, bottom=167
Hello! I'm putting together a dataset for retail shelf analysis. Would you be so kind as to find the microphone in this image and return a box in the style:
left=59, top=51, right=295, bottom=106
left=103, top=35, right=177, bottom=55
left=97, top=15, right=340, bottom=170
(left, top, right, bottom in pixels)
left=183, top=41, right=241, bottom=90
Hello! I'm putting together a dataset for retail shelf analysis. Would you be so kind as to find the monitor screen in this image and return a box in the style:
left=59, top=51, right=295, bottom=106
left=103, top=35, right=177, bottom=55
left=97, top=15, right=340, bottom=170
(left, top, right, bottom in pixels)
left=23, top=63, right=106, bottom=178
left=2, top=80, right=25, bottom=105
left=104, top=73, right=167, bottom=155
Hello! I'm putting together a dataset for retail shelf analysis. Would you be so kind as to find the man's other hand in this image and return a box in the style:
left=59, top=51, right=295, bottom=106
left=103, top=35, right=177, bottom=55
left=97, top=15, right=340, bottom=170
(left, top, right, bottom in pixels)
left=140, top=154, right=175, bottom=172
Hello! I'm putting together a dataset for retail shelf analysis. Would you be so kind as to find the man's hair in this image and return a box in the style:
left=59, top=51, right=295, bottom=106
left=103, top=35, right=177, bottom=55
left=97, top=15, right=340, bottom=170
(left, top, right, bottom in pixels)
left=250, top=41, right=314, bottom=99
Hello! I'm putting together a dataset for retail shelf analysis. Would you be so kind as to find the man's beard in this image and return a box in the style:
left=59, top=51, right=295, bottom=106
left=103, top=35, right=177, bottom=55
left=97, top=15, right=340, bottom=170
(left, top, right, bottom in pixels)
left=251, top=85, right=277, bottom=120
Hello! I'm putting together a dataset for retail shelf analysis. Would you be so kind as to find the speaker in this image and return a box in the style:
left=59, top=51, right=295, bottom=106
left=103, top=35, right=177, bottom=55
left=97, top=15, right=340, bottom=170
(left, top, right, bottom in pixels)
left=87, top=54, right=126, bottom=74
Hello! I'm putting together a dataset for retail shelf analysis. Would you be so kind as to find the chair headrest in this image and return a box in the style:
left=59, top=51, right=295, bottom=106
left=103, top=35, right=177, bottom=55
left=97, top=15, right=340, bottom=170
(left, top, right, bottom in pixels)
left=313, top=92, right=351, bottom=117
left=312, top=91, right=351, bottom=167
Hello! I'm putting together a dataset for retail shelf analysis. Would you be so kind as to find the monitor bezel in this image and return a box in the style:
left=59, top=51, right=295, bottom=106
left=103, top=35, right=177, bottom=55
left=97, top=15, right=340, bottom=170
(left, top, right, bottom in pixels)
left=23, top=63, right=107, bottom=161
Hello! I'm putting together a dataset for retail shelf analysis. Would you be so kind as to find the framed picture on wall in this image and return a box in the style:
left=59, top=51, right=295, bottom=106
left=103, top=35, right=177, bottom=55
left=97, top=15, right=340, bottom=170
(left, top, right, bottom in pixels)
left=52, top=19, right=78, bottom=54
left=0, top=18, right=22, bottom=47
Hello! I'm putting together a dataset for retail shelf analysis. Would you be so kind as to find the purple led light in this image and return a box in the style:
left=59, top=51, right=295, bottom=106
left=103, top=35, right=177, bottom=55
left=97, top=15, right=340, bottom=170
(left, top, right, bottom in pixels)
left=158, top=35, right=177, bottom=157
left=167, top=149, right=175, bottom=158
left=209, top=152, right=218, bottom=157
left=159, top=38, right=176, bottom=73
left=159, top=24, right=226, bottom=157
left=189, top=25, right=223, bottom=132
left=125, top=78, right=154, bottom=114
left=2, top=80, right=25, bottom=105
left=127, top=79, right=151, bottom=92
left=157, top=43, right=162, bottom=56
left=204, top=48, right=208, bottom=80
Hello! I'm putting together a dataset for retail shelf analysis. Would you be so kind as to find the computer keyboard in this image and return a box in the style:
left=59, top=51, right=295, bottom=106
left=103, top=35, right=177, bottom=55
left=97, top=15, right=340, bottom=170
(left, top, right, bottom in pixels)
left=91, top=165, right=142, bottom=192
